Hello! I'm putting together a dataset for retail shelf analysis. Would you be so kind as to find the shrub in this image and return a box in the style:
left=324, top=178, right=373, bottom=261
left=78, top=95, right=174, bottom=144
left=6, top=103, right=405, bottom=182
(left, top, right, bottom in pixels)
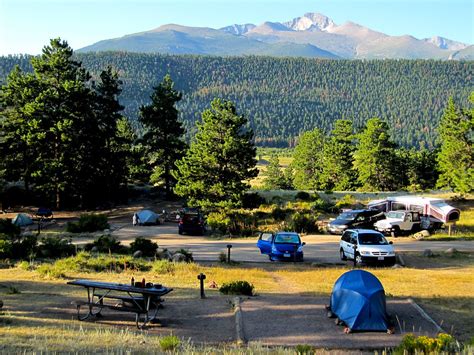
left=295, top=344, right=314, bottom=354
left=85, top=235, right=127, bottom=254
left=335, top=194, right=357, bottom=210
left=152, top=260, right=175, bottom=274
left=66, top=214, right=109, bottom=233
left=295, top=191, right=312, bottom=201
left=130, top=237, right=158, bottom=257
left=311, top=196, right=336, bottom=213
left=241, top=192, right=266, bottom=209
left=10, top=234, right=37, bottom=259
left=39, top=236, right=76, bottom=258
left=287, top=212, right=319, bottom=234
left=218, top=251, right=227, bottom=263
left=16, top=260, right=31, bottom=270
left=395, top=333, right=458, bottom=354
left=174, top=248, right=193, bottom=262
left=207, top=211, right=231, bottom=234
left=271, top=206, right=288, bottom=221
left=159, top=335, right=180, bottom=352
left=219, top=280, right=254, bottom=296
left=0, top=219, right=20, bottom=238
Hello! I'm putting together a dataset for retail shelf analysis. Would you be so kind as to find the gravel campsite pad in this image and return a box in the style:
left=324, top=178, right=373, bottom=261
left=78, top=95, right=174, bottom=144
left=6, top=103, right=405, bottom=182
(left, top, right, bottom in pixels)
left=240, top=295, right=440, bottom=349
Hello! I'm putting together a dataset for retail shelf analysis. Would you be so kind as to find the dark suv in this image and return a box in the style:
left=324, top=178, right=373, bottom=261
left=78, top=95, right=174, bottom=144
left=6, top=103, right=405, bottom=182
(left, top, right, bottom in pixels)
left=178, top=208, right=206, bottom=235
left=327, top=209, right=384, bottom=234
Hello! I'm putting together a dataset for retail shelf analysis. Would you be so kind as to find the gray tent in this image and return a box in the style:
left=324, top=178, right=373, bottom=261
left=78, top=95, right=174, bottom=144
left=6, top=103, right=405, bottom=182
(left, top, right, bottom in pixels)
left=12, top=213, right=34, bottom=227
left=136, top=210, right=160, bottom=225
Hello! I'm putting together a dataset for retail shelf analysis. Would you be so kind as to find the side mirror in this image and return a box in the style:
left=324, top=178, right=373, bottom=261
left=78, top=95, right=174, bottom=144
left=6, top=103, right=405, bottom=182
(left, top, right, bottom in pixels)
left=389, top=241, right=393, bottom=244
left=302, top=242, right=306, bottom=246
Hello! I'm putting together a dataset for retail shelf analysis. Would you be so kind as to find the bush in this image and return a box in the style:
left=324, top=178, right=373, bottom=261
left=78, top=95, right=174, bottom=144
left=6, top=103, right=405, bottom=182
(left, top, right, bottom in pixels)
left=207, top=211, right=231, bottom=234
left=152, top=260, right=175, bottom=274
left=295, top=191, right=312, bottom=201
left=36, top=252, right=152, bottom=278
left=0, top=219, right=20, bottom=238
left=287, top=212, right=319, bottom=234
left=130, top=237, right=158, bottom=257
left=159, top=335, right=180, bottom=352
left=311, top=196, right=336, bottom=213
left=174, top=248, right=194, bottom=262
left=219, top=280, right=254, bottom=296
left=66, top=214, right=109, bottom=233
left=85, top=235, right=127, bottom=254
left=241, top=192, right=266, bottom=209
left=335, top=194, right=357, bottom=210
left=39, top=236, right=76, bottom=258
left=218, top=251, right=227, bottom=263
left=10, top=234, right=37, bottom=259
left=295, top=344, right=314, bottom=354
left=271, top=206, right=288, bottom=221
left=395, top=333, right=458, bottom=354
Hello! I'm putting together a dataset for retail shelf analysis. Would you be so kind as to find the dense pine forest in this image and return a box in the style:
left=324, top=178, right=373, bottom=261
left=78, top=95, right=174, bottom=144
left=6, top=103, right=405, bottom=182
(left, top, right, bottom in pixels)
left=0, top=53, right=472, bottom=148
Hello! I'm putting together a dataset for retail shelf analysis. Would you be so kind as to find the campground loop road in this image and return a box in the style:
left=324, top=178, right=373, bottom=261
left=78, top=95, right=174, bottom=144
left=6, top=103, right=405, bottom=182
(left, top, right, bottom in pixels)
left=100, top=223, right=474, bottom=264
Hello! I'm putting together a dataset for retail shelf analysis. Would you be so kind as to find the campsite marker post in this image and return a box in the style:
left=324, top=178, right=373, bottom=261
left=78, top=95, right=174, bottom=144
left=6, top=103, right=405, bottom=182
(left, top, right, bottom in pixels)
left=198, top=273, right=206, bottom=299
left=227, top=244, right=232, bottom=263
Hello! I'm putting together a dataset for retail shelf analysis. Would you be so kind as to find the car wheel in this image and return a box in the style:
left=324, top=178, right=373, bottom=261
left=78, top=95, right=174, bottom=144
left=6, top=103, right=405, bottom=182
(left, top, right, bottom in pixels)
left=178, top=230, right=183, bottom=235
left=269, top=255, right=275, bottom=262
left=355, top=254, right=363, bottom=265
left=391, top=226, right=400, bottom=238
left=340, top=249, right=347, bottom=261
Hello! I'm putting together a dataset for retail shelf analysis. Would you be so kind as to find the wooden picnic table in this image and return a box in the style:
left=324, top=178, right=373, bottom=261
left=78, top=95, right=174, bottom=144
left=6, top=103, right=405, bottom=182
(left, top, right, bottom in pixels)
left=67, top=279, right=173, bottom=329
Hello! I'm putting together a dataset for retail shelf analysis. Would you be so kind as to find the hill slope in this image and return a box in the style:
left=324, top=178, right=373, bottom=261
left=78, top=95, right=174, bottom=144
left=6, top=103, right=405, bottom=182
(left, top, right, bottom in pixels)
left=0, top=54, right=472, bottom=148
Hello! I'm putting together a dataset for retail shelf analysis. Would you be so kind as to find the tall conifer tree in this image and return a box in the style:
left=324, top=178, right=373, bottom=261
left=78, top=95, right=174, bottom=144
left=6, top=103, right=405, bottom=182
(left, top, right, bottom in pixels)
left=174, top=98, right=257, bottom=210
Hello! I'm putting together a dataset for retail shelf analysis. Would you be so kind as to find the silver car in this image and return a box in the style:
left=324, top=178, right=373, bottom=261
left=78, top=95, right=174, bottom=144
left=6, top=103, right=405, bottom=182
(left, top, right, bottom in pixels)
left=339, top=229, right=396, bottom=266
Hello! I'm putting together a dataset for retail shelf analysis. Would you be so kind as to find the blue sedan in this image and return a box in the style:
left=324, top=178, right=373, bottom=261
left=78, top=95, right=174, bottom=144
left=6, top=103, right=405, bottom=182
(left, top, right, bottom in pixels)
left=257, top=232, right=305, bottom=261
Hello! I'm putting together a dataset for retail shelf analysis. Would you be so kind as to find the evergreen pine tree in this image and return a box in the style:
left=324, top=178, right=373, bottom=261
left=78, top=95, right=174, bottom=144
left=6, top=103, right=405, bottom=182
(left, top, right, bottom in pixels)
left=353, top=118, right=400, bottom=191
left=174, top=98, right=258, bottom=210
left=436, top=96, right=473, bottom=194
left=262, top=154, right=287, bottom=190
left=139, top=74, right=186, bottom=197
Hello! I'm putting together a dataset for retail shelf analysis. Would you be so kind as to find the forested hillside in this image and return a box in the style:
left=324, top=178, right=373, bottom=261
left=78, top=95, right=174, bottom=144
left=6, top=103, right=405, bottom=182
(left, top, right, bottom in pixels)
left=1, top=53, right=472, bottom=147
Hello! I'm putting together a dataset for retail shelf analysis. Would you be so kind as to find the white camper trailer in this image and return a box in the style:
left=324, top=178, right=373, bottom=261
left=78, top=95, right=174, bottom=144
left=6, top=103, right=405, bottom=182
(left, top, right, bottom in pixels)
left=367, top=196, right=460, bottom=230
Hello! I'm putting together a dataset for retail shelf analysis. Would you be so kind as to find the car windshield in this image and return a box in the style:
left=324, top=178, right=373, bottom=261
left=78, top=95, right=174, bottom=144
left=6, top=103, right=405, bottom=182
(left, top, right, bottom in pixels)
left=386, top=211, right=405, bottom=219
left=274, top=233, right=300, bottom=244
left=338, top=212, right=357, bottom=220
left=358, top=233, right=388, bottom=245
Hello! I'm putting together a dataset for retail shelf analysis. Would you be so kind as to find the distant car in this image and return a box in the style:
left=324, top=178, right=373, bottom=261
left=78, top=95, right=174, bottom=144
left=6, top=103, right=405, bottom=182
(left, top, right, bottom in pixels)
left=257, top=231, right=305, bottom=261
left=327, top=209, right=384, bottom=234
left=374, top=210, right=422, bottom=237
left=339, top=229, right=396, bottom=266
left=178, top=208, right=205, bottom=235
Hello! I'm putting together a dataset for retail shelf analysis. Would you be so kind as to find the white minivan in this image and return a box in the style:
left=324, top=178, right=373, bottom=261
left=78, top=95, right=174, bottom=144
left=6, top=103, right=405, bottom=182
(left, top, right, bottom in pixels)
left=339, top=229, right=396, bottom=266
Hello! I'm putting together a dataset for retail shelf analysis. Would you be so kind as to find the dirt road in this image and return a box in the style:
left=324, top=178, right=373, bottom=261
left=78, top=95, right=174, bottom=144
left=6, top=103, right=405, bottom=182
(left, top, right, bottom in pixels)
left=104, top=223, right=474, bottom=263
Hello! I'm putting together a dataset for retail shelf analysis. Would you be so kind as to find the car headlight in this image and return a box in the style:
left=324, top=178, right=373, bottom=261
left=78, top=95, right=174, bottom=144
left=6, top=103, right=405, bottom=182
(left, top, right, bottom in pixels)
left=388, top=251, right=395, bottom=256
left=360, top=251, right=370, bottom=255
left=339, top=225, right=348, bottom=229
left=297, top=246, right=303, bottom=252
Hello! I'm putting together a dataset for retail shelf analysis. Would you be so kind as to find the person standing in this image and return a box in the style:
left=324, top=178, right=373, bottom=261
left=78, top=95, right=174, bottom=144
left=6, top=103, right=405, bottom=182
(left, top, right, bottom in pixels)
left=133, top=213, right=139, bottom=226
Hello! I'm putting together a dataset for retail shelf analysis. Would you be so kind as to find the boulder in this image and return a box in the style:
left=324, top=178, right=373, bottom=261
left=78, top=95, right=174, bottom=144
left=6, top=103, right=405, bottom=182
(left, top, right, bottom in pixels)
left=444, top=247, right=459, bottom=256
left=171, top=252, right=186, bottom=262
left=90, top=246, right=99, bottom=253
left=132, top=250, right=143, bottom=258
left=423, top=249, right=433, bottom=257
left=156, top=249, right=173, bottom=260
left=413, top=230, right=430, bottom=240
left=392, top=263, right=403, bottom=269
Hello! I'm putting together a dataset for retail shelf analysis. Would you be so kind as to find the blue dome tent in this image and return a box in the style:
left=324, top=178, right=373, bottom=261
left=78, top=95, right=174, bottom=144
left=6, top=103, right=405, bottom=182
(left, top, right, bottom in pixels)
left=329, top=270, right=390, bottom=332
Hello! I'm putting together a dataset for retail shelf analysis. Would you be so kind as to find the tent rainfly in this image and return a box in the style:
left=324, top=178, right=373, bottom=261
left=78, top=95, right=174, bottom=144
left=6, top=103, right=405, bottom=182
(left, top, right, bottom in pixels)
left=328, top=270, right=390, bottom=332
left=136, top=210, right=159, bottom=225
left=12, top=213, right=34, bottom=227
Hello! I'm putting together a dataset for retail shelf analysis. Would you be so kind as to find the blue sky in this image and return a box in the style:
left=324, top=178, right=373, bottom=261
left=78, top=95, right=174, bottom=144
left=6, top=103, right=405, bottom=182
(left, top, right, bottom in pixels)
left=1, top=0, right=472, bottom=55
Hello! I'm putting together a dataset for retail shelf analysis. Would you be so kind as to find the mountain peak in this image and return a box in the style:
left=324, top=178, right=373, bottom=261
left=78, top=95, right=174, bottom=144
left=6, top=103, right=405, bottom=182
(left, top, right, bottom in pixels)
left=423, top=36, right=468, bottom=51
left=283, top=12, right=335, bottom=31
left=220, top=23, right=256, bottom=36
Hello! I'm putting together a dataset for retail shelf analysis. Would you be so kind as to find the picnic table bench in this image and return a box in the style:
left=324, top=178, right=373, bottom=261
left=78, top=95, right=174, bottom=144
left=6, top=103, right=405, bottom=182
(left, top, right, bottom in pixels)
left=67, top=279, right=173, bottom=329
